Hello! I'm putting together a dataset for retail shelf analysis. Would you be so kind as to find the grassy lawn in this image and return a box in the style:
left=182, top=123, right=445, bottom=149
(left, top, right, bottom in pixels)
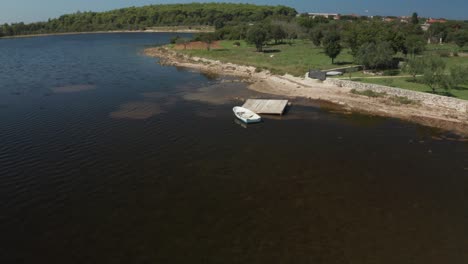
left=425, top=43, right=468, bottom=53
left=424, top=44, right=468, bottom=69
left=173, top=40, right=468, bottom=100
left=177, top=40, right=355, bottom=76
left=354, top=77, right=468, bottom=100
left=341, top=44, right=468, bottom=100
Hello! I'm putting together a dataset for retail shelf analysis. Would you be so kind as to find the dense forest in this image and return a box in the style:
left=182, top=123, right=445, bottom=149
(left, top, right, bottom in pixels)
left=0, top=3, right=297, bottom=37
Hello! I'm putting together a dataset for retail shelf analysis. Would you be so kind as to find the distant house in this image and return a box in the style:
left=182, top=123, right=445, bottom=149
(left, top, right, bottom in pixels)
left=399, top=16, right=411, bottom=23
left=426, top=18, right=447, bottom=24
left=421, top=23, right=430, bottom=31
left=306, top=13, right=341, bottom=20
left=421, top=18, right=448, bottom=31
left=382, top=17, right=397, bottom=22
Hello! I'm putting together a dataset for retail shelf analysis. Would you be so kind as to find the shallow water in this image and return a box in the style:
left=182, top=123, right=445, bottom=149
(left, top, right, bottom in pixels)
left=0, top=33, right=467, bottom=263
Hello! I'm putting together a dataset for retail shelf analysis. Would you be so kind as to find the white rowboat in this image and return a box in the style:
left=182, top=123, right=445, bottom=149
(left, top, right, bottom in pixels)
left=233, top=106, right=262, bottom=124
left=326, top=71, right=343, bottom=76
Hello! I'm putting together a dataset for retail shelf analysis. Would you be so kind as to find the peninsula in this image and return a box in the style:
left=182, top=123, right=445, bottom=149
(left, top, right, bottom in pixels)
left=145, top=44, right=468, bottom=135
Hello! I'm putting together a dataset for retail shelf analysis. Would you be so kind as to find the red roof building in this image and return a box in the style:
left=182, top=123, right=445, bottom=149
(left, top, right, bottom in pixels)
left=427, top=18, right=447, bottom=24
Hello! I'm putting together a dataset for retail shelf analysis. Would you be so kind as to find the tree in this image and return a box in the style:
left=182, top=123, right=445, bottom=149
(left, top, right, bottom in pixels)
left=310, top=27, right=323, bottom=47
left=422, top=56, right=449, bottom=93
left=323, top=30, right=342, bottom=64
left=199, top=32, right=216, bottom=51
left=355, top=41, right=395, bottom=70
left=0, top=3, right=297, bottom=36
left=170, top=35, right=181, bottom=44
left=404, top=35, right=426, bottom=58
left=389, top=31, right=406, bottom=54
left=411, top=12, right=419, bottom=25
left=449, top=65, right=468, bottom=88
left=270, top=24, right=287, bottom=44
left=342, top=20, right=388, bottom=56
left=176, top=38, right=190, bottom=50
left=246, top=24, right=269, bottom=52
left=452, top=30, right=468, bottom=48
left=2, top=23, right=13, bottom=36
left=426, top=23, right=449, bottom=43
left=404, top=57, right=425, bottom=80
left=273, top=20, right=302, bottom=44
left=213, top=18, right=225, bottom=30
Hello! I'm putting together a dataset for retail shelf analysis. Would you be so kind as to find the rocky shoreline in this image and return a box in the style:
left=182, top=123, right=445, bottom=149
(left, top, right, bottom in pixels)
left=144, top=46, right=468, bottom=136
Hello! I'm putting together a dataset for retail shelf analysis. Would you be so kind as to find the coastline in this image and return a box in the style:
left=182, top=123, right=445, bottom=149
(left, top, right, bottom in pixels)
left=144, top=46, right=468, bottom=136
left=0, top=28, right=213, bottom=39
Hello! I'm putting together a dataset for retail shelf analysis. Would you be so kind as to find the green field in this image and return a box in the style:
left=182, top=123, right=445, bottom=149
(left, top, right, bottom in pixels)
left=178, top=40, right=355, bottom=76
left=175, top=41, right=468, bottom=100
left=351, top=43, right=468, bottom=100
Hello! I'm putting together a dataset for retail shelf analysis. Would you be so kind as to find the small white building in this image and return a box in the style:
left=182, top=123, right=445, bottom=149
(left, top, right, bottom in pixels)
left=306, top=13, right=341, bottom=20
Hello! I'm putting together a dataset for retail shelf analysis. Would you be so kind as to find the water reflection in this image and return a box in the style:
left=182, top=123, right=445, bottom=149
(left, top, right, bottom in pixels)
left=1, top=33, right=467, bottom=264
left=234, top=118, right=248, bottom=128
left=51, top=84, right=96, bottom=93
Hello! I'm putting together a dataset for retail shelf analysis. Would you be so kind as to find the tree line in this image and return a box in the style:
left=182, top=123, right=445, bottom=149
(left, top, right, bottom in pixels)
left=0, top=3, right=296, bottom=37
left=208, top=13, right=431, bottom=66
left=188, top=12, right=468, bottom=94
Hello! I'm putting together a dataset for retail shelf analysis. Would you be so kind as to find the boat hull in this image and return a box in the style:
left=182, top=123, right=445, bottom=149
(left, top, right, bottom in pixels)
left=233, top=106, right=262, bottom=124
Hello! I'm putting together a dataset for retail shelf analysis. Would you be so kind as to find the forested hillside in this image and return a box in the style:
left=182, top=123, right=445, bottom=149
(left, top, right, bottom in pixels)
left=0, top=3, right=297, bottom=37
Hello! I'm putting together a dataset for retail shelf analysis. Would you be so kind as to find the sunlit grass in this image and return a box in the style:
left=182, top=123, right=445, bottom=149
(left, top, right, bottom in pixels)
left=178, top=39, right=355, bottom=76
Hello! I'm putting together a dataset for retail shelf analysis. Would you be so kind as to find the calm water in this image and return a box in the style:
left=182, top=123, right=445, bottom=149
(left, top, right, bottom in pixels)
left=0, top=33, right=467, bottom=263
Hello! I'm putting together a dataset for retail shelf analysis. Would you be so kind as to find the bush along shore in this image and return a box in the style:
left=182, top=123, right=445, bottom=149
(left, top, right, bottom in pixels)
left=144, top=46, right=468, bottom=136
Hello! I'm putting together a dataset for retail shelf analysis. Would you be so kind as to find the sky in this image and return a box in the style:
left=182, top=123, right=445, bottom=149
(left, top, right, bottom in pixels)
left=1, top=0, right=467, bottom=24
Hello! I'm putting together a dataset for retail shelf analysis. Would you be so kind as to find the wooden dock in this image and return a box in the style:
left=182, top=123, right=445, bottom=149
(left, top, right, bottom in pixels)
left=242, top=99, right=289, bottom=115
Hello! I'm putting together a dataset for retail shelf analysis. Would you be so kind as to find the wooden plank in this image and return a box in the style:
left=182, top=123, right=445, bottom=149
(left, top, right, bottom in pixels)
left=242, top=99, right=288, bottom=115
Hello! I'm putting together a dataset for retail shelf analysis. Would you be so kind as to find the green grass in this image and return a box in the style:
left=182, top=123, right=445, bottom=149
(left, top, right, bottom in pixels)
left=354, top=77, right=468, bottom=100
left=343, top=44, right=468, bottom=100
left=425, top=43, right=468, bottom=53
left=173, top=40, right=468, bottom=100
left=178, top=39, right=355, bottom=76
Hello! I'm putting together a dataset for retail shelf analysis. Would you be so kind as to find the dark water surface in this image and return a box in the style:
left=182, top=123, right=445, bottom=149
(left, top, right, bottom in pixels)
left=0, top=33, right=467, bottom=263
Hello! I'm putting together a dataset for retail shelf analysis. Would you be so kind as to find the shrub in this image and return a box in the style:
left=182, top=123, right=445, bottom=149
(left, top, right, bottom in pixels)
left=404, top=57, right=425, bottom=79
left=390, top=96, right=414, bottom=105
left=383, top=69, right=400, bottom=76
left=438, top=51, right=450, bottom=57
left=356, top=41, right=395, bottom=70
left=351, top=89, right=387, bottom=97
left=170, top=35, right=181, bottom=44
left=246, top=24, right=269, bottom=52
